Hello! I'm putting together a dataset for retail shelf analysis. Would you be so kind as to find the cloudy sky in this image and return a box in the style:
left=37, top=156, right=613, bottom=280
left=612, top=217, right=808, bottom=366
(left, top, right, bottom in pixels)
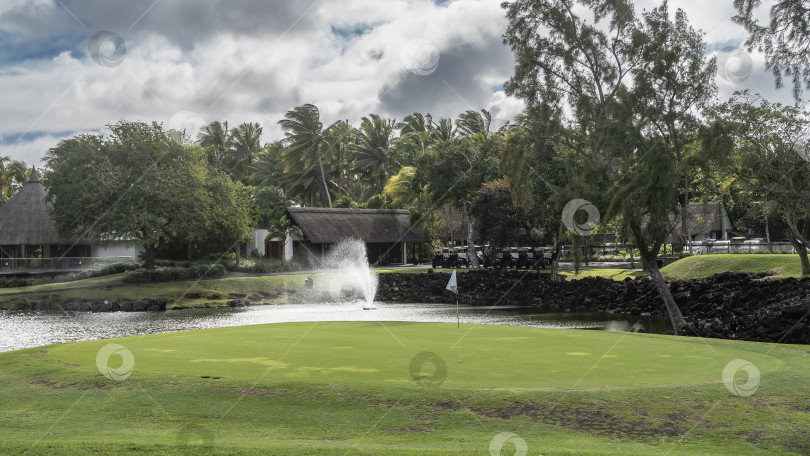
left=0, top=0, right=796, bottom=166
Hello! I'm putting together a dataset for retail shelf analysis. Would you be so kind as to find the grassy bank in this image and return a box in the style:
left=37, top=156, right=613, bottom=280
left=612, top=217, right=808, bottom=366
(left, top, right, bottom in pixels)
left=661, top=254, right=806, bottom=280
left=1, top=321, right=807, bottom=454
left=0, top=254, right=804, bottom=310
left=0, top=267, right=644, bottom=310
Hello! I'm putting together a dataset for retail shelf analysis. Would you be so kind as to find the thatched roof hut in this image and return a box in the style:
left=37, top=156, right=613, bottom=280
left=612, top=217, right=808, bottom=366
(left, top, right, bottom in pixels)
left=284, top=207, right=430, bottom=266
left=286, top=207, right=430, bottom=244
left=667, top=202, right=733, bottom=243
left=0, top=168, right=66, bottom=245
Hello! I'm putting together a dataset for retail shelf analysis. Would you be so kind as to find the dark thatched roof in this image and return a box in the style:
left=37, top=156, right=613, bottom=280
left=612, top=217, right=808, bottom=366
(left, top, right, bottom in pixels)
left=667, top=202, right=731, bottom=243
left=0, top=168, right=67, bottom=245
left=286, top=207, right=430, bottom=244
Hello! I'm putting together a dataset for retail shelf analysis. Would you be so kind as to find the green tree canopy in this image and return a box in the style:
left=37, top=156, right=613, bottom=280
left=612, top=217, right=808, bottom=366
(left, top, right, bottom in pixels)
left=501, top=0, right=717, bottom=331
left=734, top=0, right=810, bottom=99
left=45, top=120, right=253, bottom=269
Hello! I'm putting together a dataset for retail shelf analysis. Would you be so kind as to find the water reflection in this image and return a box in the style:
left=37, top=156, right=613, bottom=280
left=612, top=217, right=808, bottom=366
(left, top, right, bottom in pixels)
left=0, top=303, right=671, bottom=352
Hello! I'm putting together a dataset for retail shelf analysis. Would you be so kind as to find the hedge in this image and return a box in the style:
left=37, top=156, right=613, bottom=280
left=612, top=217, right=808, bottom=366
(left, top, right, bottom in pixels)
left=122, top=263, right=227, bottom=283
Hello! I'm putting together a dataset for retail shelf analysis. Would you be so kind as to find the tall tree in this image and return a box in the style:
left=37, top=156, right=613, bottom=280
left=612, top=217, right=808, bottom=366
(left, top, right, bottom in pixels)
left=45, top=121, right=253, bottom=269
left=249, top=141, right=285, bottom=188
left=396, top=112, right=433, bottom=165
left=429, top=117, right=456, bottom=143
left=456, top=109, right=492, bottom=138
left=226, top=122, right=263, bottom=185
left=278, top=104, right=334, bottom=207
left=734, top=0, right=810, bottom=99
left=352, top=114, right=398, bottom=194
left=471, top=179, right=532, bottom=252
left=197, top=120, right=229, bottom=170
left=708, top=91, right=810, bottom=274
left=0, top=157, right=28, bottom=205
left=500, top=108, right=574, bottom=282
left=415, top=136, right=500, bottom=267
left=502, top=0, right=717, bottom=332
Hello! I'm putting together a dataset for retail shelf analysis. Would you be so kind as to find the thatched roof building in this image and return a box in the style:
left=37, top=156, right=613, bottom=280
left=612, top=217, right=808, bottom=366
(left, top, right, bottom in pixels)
left=286, top=207, right=429, bottom=244
left=285, top=207, right=430, bottom=266
left=667, top=201, right=733, bottom=243
left=0, top=168, right=65, bottom=245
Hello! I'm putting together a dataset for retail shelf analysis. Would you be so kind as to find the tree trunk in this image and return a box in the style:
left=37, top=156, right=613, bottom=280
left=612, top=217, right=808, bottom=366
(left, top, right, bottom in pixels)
left=785, top=230, right=810, bottom=275
left=629, top=242, right=635, bottom=269
left=234, top=243, right=241, bottom=268
left=143, top=246, right=158, bottom=270
left=645, top=259, right=687, bottom=332
left=681, top=181, right=692, bottom=253
left=317, top=149, right=332, bottom=208
left=765, top=217, right=772, bottom=253
left=549, top=234, right=561, bottom=283
left=465, top=208, right=478, bottom=268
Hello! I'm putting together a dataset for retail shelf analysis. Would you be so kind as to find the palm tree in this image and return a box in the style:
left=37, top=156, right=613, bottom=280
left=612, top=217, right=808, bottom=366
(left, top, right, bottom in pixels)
left=197, top=121, right=229, bottom=170
left=429, top=117, right=456, bottom=143
left=278, top=104, right=333, bottom=207
left=0, top=157, right=28, bottom=205
left=323, top=119, right=356, bottom=199
left=456, top=109, right=492, bottom=138
left=278, top=159, right=333, bottom=207
left=226, top=122, right=263, bottom=185
left=352, top=114, right=398, bottom=194
left=249, top=141, right=285, bottom=188
left=396, top=112, right=433, bottom=166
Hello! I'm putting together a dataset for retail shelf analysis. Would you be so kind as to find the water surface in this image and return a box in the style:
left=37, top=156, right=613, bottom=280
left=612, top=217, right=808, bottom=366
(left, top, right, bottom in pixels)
left=0, top=303, right=671, bottom=352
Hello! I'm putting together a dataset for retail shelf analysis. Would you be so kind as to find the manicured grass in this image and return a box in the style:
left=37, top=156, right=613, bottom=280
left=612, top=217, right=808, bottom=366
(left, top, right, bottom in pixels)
left=1, top=321, right=807, bottom=455
left=0, top=274, right=316, bottom=309
left=661, top=254, right=806, bottom=280
left=558, top=268, right=648, bottom=281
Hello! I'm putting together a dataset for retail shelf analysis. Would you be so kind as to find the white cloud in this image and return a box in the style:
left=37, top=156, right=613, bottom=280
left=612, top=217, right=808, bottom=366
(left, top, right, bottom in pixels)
left=0, top=0, right=800, bottom=165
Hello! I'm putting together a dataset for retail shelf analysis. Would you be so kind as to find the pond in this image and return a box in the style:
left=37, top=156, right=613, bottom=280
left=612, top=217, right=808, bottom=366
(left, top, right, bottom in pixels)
left=0, top=303, right=672, bottom=352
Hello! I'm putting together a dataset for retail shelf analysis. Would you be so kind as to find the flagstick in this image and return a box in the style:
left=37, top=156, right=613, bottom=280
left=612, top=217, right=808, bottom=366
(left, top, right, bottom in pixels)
left=456, top=288, right=462, bottom=364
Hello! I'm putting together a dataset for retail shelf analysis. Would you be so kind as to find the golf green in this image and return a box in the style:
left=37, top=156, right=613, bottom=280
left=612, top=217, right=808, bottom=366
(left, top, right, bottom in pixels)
left=49, top=321, right=782, bottom=391
left=5, top=322, right=807, bottom=455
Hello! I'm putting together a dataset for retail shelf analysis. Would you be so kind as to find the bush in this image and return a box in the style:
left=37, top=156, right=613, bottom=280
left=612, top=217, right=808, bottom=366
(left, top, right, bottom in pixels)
left=0, top=261, right=143, bottom=289
left=122, top=263, right=226, bottom=283
left=230, top=258, right=299, bottom=274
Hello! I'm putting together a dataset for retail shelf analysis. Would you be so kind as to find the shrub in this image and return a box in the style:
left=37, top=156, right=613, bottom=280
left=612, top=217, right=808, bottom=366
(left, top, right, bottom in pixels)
left=122, top=263, right=226, bottom=283
left=0, top=261, right=143, bottom=289
left=230, top=258, right=299, bottom=274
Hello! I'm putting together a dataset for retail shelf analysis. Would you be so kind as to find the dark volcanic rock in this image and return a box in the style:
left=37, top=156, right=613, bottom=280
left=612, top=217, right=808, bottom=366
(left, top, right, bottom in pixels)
left=375, top=270, right=810, bottom=345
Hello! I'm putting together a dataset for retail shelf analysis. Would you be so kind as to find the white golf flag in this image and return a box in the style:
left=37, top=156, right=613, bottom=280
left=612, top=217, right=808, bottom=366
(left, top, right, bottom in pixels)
left=446, top=270, right=458, bottom=294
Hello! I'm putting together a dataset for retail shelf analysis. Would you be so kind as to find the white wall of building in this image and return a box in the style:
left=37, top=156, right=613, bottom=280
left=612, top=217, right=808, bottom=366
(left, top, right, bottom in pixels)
left=250, top=229, right=270, bottom=256
left=90, top=243, right=144, bottom=261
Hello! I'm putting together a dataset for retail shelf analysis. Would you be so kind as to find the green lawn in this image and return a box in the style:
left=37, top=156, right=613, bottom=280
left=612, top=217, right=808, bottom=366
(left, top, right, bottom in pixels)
left=661, top=254, right=806, bottom=280
left=1, top=322, right=807, bottom=455
left=0, top=254, right=805, bottom=310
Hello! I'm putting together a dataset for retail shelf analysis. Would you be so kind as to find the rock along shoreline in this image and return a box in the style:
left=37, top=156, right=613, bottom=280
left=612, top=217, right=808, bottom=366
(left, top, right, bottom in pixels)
left=375, top=270, right=810, bottom=345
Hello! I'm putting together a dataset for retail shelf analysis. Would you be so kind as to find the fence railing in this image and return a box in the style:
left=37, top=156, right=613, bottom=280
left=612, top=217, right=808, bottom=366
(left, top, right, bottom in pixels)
left=0, top=257, right=135, bottom=273
left=587, top=242, right=799, bottom=256
left=685, top=242, right=797, bottom=255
